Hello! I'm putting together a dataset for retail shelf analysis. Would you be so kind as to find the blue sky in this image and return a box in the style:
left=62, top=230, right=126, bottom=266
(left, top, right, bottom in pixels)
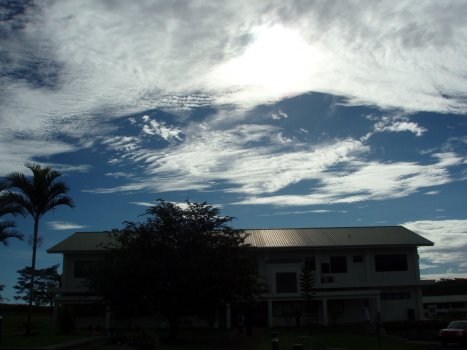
left=1, top=0, right=467, bottom=302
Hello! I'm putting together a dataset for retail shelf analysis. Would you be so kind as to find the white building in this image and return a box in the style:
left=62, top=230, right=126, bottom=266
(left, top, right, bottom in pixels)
left=48, top=226, right=433, bottom=328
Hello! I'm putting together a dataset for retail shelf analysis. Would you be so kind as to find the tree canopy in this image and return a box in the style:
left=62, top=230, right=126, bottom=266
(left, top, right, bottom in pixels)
left=422, top=278, right=467, bottom=296
left=90, top=200, right=261, bottom=338
left=14, top=264, right=61, bottom=306
left=3, top=163, right=74, bottom=334
left=0, top=182, right=24, bottom=246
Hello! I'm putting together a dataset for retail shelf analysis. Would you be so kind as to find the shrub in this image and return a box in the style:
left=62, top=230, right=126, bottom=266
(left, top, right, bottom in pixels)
left=57, top=306, right=75, bottom=334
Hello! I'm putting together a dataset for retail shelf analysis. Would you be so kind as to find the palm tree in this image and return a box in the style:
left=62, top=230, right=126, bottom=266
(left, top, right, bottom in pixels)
left=0, top=182, right=24, bottom=245
left=3, top=163, right=74, bottom=335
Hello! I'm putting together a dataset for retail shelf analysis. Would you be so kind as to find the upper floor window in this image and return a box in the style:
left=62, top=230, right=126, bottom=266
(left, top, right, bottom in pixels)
left=321, top=256, right=347, bottom=273
left=276, top=272, right=297, bottom=293
left=353, top=255, right=363, bottom=263
left=304, top=256, right=316, bottom=271
left=374, top=254, right=408, bottom=272
left=74, top=260, right=98, bottom=278
left=330, top=256, right=347, bottom=273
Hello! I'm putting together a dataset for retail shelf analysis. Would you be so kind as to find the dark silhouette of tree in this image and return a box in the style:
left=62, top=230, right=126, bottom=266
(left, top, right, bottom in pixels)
left=423, top=278, right=467, bottom=296
left=2, top=163, right=74, bottom=335
left=90, top=200, right=260, bottom=340
left=14, top=264, right=61, bottom=306
left=299, top=259, right=315, bottom=328
left=0, top=182, right=24, bottom=246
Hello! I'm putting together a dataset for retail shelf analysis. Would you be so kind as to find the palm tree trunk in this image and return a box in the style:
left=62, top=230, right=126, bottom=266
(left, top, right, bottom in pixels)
left=26, top=217, right=39, bottom=335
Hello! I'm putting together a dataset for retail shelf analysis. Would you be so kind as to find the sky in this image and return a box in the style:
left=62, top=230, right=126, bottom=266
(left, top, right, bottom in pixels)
left=0, top=0, right=466, bottom=302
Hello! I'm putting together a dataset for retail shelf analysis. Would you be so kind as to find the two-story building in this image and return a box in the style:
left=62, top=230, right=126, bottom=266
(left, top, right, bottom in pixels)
left=47, top=226, right=433, bottom=328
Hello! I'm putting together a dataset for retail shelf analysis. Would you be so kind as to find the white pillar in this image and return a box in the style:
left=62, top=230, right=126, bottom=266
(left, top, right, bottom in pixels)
left=374, top=295, right=381, bottom=322
left=105, top=304, right=111, bottom=335
left=415, top=287, right=423, bottom=320
left=268, top=300, right=273, bottom=327
left=52, top=301, right=59, bottom=328
left=322, top=298, right=328, bottom=326
left=225, top=303, right=231, bottom=329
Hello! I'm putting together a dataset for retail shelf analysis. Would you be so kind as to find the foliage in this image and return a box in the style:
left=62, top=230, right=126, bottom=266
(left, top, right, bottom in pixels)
left=90, top=200, right=261, bottom=339
left=57, top=305, right=76, bottom=334
left=14, top=264, right=61, bottom=306
left=0, top=182, right=24, bottom=246
left=299, top=260, right=315, bottom=314
left=422, top=278, right=467, bottom=296
left=2, top=162, right=74, bottom=334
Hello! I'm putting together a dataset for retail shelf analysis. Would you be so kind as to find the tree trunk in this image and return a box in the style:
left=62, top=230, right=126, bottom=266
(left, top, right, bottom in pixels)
left=26, top=217, right=39, bottom=335
left=167, top=317, right=179, bottom=341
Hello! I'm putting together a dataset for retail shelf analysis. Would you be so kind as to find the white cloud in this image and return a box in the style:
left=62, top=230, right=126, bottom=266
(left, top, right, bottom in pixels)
left=141, top=117, right=183, bottom=142
left=425, top=191, right=439, bottom=195
left=272, top=110, right=288, bottom=120
left=1, top=1, right=467, bottom=171
left=260, top=209, right=347, bottom=216
left=404, top=219, right=467, bottom=273
left=129, top=201, right=156, bottom=207
left=88, top=121, right=368, bottom=196
left=239, top=152, right=463, bottom=206
left=47, top=221, right=87, bottom=230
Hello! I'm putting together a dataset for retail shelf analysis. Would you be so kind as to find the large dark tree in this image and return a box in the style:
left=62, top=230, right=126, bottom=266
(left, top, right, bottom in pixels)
left=2, top=163, right=74, bottom=335
left=14, top=264, right=61, bottom=306
left=90, top=200, right=260, bottom=340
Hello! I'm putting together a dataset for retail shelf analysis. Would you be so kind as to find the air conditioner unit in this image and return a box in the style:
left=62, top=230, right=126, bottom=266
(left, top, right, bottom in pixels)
left=321, top=276, right=334, bottom=283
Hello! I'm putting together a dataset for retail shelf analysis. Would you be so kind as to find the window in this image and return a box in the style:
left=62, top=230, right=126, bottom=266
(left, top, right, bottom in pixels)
left=276, top=272, right=297, bottom=293
left=321, top=262, right=330, bottom=274
left=304, top=256, right=316, bottom=271
left=374, top=254, right=408, bottom=272
left=353, top=255, right=363, bottom=263
left=74, top=261, right=98, bottom=278
left=330, top=256, right=347, bottom=273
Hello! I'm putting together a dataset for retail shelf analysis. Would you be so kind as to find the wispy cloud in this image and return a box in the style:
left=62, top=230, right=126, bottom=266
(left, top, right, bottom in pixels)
left=260, top=209, right=348, bottom=216
left=272, top=110, right=288, bottom=120
left=87, top=120, right=368, bottom=197
left=404, top=219, right=467, bottom=274
left=47, top=221, right=87, bottom=230
left=368, top=115, right=427, bottom=137
left=141, top=115, right=183, bottom=142
left=239, top=152, right=463, bottom=206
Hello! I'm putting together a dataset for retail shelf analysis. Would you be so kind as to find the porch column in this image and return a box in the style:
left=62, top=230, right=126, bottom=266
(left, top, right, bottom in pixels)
left=267, top=300, right=273, bottom=327
left=322, top=298, right=328, bottom=326
left=374, top=295, right=381, bottom=322
left=52, top=300, right=59, bottom=328
left=225, top=303, right=231, bottom=329
left=105, top=304, right=111, bottom=336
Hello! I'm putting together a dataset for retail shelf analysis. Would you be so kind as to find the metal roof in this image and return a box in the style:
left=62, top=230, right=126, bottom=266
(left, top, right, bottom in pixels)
left=244, top=226, right=433, bottom=248
left=47, top=226, right=433, bottom=253
left=47, top=232, right=114, bottom=253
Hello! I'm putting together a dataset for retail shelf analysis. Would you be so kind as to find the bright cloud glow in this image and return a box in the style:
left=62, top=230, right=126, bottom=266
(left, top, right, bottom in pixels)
left=1, top=1, right=467, bottom=174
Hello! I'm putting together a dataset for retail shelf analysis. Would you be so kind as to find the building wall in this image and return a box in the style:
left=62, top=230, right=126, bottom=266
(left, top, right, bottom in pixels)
left=257, top=247, right=420, bottom=295
left=62, top=253, right=104, bottom=292
left=58, top=245, right=425, bottom=326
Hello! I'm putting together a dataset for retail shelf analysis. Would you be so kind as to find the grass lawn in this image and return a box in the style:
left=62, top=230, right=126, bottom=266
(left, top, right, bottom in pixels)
left=0, top=307, right=438, bottom=350
left=255, top=327, right=433, bottom=350
left=0, top=305, right=92, bottom=347
left=104, top=327, right=435, bottom=350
